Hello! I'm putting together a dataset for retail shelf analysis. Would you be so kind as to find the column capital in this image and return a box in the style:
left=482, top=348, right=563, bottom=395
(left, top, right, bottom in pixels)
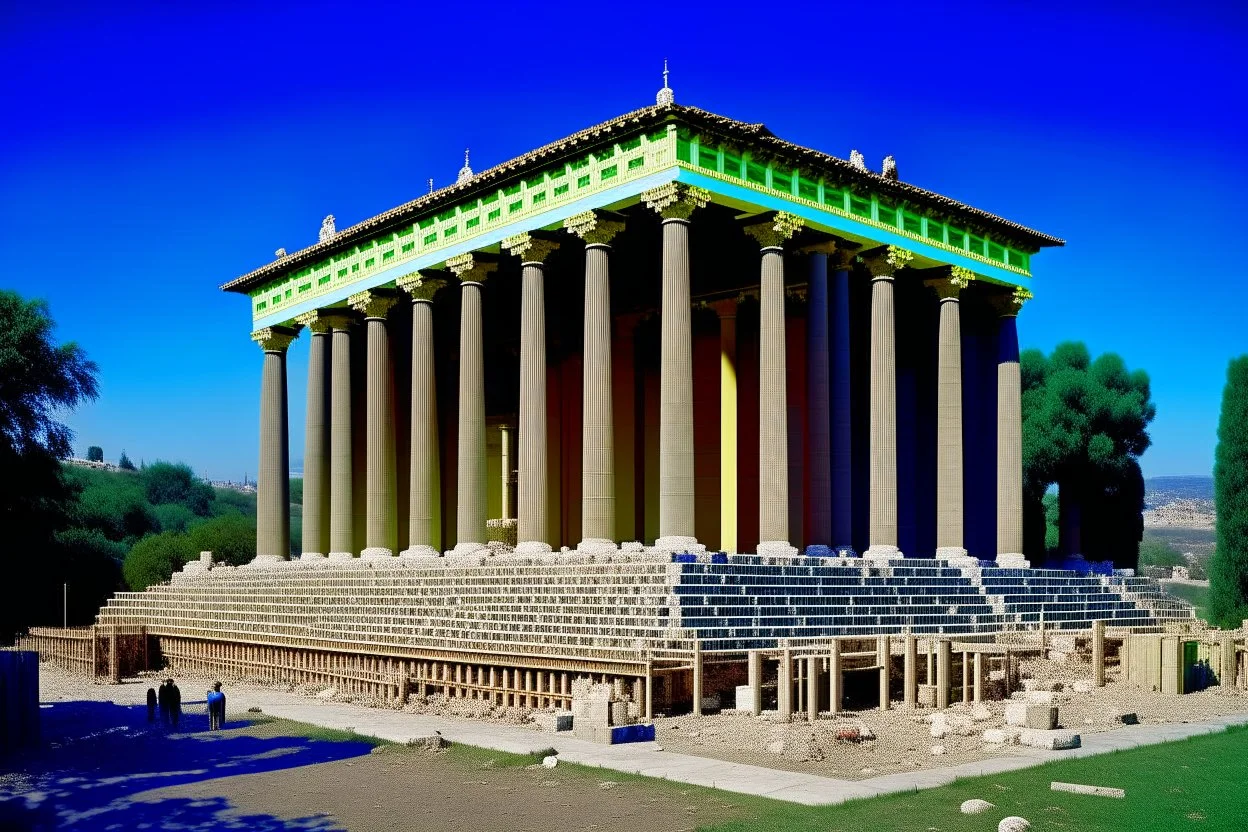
left=295, top=309, right=353, bottom=333
left=348, top=289, right=400, bottom=319
left=988, top=285, right=1033, bottom=317
left=251, top=325, right=300, bottom=352
left=859, top=245, right=915, bottom=278
left=446, top=252, right=497, bottom=283
left=642, top=182, right=709, bottom=220
left=564, top=210, right=625, bottom=245
left=742, top=211, right=805, bottom=249
left=502, top=231, right=560, bottom=264
left=925, top=266, right=977, bottom=300
left=396, top=272, right=447, bottom=301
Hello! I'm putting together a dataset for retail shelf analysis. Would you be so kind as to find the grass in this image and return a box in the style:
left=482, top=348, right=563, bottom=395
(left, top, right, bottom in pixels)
left=1164, top=582, right=1212, bottom=621
left=695, top=724, right=1248, bottom=832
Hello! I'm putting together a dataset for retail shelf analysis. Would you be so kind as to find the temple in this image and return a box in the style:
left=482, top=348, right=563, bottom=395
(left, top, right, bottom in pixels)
left=45, top=80, right=1203, bottom=719
left=227, top=80, right=1060, bottom=564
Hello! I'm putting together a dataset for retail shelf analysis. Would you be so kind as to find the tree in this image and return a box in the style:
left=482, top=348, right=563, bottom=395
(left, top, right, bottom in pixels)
left=1021, top=342, right=1155, bottom=568
left=188, top=513, right=256, bottom=567
left=1210, top=355, right=1248, bottom=627
left=0, top=291, right=98, bottom=641
left=123, top=530, right=196, bottom=591
left=1139, top=536, right=1186, bottom=570
left=118, top=450, right=136, bottom=471
left=141, top=461, right=213, bottom=515
left=86, top=445, right=103, bottom=462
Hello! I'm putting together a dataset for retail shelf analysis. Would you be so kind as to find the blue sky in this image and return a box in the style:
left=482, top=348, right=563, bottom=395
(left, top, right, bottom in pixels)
left=2, top=0, right=1244, bottom=481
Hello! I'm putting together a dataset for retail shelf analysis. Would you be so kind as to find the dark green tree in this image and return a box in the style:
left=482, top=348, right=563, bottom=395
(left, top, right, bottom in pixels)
left=118, top=450, right=136, bottom=471
left=1210, top=355, right=1248, bottom=627
left=122, top=530, right=196, bottom=591
left=0, top=291, right=98, bottom=640
left=1021, top=342, right=1155, bottom=568
left=141, top=461, right=214, bottom=515
left=86, top=445, right=103, bottom=462
left=188, top=513, right=257, bottom=567
left=1139, top=536, right=1186, bottom=569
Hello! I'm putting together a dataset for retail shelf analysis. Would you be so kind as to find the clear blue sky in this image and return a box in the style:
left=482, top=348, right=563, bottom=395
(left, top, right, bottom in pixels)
left=2, top=0, right=1244, bottom=481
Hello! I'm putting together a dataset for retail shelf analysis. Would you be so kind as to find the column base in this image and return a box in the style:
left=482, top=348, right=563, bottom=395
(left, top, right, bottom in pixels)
left=995, top=553, right=1031, bottom=568
left=651, top=536, right=706, bottom=556
left=864, top=545, right=902, bottom=560
left=514, top=541, right=553, bottom=555
left=300, top=552, right=327, bottom=561
left=399, top=545, right=441, bottom=559
left=576, top=538, right=617, bottom=555
left=935, top=546, right=968, bottom=559
left=361, top=547, right=395, bottom=559
left=757, top=540, right=799, bottom=558
left=328, top=551, right=355, bottom=560
left=447, top=541, right=487, bottom=557
left=250, top=554, right=289, bottom=566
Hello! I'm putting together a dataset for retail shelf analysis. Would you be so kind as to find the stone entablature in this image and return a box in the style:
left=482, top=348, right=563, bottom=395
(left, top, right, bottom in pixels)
left=229, top=106, right=1059, bottom=330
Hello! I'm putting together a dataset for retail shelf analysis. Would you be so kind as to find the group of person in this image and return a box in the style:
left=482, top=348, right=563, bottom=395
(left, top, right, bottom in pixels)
left=144, top=679, right=226, bottom=730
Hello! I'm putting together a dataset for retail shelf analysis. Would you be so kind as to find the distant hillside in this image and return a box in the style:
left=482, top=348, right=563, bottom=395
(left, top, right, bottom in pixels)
left=1143, top=475, right=1215, bottom=533
left=1145, top=475, right=1214, bottom=507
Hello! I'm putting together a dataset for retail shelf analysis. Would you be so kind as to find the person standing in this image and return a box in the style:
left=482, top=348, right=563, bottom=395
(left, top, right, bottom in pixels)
left=206, top=681, right=226, bottom=730
left=158, top=679, right=173, bottom=727
left=146, top=687, right=157, bottom=723
left=169, top=679, right=182, bottom=730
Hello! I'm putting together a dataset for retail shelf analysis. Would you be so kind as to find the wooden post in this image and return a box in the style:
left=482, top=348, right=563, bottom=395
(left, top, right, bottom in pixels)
left=973, top=652, right=983, bottom=703
left=961, top=651, right=970, bottom=704
left=1092, top=620, right=1106, bottom=687
left=806, top=657, right=818, bottom=723
left=645, top=657, right=654, bottom=720
left=692, top=639, right=703, bottom=716
left=779, top=643, right=793, bottom=721
left=937, top=640, right=951, bottom=709
left=903, top=634, right=917, bottom=709
left=748, top=650, right=763, bottom=717
left=877, top=635, right=890, bottom=710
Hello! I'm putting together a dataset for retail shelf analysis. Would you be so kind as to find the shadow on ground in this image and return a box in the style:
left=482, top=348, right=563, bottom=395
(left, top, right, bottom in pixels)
left=0, top=699, right=375, bottom=831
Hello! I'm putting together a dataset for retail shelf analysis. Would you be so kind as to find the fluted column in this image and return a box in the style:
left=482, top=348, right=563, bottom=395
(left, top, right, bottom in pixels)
left=252, top=325, right=299, bottom=562
left=447, top=253, right=496, bottom=554
left=863, top=246, right=913, bottom=558
left=565, top=211, right=626, bottom=553
left=927, top=267, right=975, bottom=558
left=397, top=274, right=445, bottom=557
left=744, top=212, right=804, bottom=556
left=294, top=311, right=335, bottom=559
left=502, top=232, right=560, bottom=554
left=994, top=287, right=1030, bottom=566
left=643, top=183, right=709, bottom=552
left=328, top=319, right=356, bottom=558
left=830, top=251, right=854, bottom=550
left=349, top=290, right=400, bottom=558
left=711, top=300, right=738, bottom=553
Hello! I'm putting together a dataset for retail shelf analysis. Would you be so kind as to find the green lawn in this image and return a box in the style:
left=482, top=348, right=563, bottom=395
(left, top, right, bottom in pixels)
left=698, top=725, right=1248, bottom=832
left=1164, top=582, right=1211, bottom=621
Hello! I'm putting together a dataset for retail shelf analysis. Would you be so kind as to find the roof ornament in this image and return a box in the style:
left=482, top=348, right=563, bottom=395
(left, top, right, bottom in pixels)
left=656, top=59, right=674, bottom=106
left=457, top=149, right=473, bottom=184
left=849, top=149, right=866, bottom=171
left=274, top=247, right=287, bottom=259
left=882, top=155, right=898, bottom=180
left=428, top=178, right=435, bottom=194
left=318, top=215, right=336, bottom=242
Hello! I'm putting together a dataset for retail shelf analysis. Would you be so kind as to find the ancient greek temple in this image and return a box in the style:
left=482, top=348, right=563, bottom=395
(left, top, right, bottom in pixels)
left=228, top=79, right=1061, bottom=565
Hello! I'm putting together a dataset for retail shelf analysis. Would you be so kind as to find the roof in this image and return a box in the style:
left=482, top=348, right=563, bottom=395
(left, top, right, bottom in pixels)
left=222, top=102, right=1063, bottom=294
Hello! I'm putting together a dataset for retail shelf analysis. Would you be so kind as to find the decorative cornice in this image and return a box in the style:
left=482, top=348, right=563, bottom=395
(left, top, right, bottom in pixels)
left=501, top=232, right=560, bottom=264
left=563, top=210, right=626, bottom=246
left=642, top=182, right=710, bottom=220
left=348, top=289, right=400, bottom=319
left=859, top=245, right=915, bottom=277
left=446, top=252, right=497, bottom=283
left=251, top=325, right=300, bottom=352
left=742, top=211, right=805, bottom=249
left=925, top=266, right=977, bottom=300
left=397, top=272, right=447, bottom=301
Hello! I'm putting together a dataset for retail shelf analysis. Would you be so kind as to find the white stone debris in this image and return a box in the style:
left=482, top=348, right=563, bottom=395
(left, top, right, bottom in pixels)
left=1051, top=781, right=1125, bottom=798
left=930, top=744, right=946, bottom=756
left=541, top=755, right=558, bottom=768
left=960, top=798, right=996, bottom=814
left=998, top=817, right=1031, bottom=832
left=1018, top=729, right=1081, bottom=750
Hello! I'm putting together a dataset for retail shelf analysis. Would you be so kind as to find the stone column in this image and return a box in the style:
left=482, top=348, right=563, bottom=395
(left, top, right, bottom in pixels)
left=748, top=650, right=762, bottom=716
left=692, top=639, right=703, bottom=716
left=994, top=288, right=1030, bottom=565
left=643, top=183, right=710, bottom=552
left=830, top=251, right=855, bottom=550
left=252, top=326, right=299, bottom=562
left=862, top=246, right=913, bottom=558
left=802, top=244, right=833, bottom=549
left=904, top=633, right=918, bottom=709
left=936, top=639, right=952, bottom=709
left=926, top=268, right=975, bottom=558
left=744, top=213, right=804, bottom=556
left=829, top=639, right=842, bottom=714
left=499, top=424, right=514, bottom=520
left=973, top=652, right=984, bottom=703
left=565, top=211, right=626, bottom=553
left=778, top=643, right=793, bottom=721
left=712, top=300, right=738, bottom=553
left=397, top=274, right=445, bottom=557
left=328, top=319, right=356, bottom=559
left=1093, top=620, right=1106, bottom=687
left=294, top=311, right=336, bottom=559
left=349, top=290, right=400, bottom=558
left=877, top=635, right=891, bottom=710
left=806, top=657, right=819, bottom=723
left=447, top=253, right=497, bottom=554
left=502, top=233, right=560, bottom=553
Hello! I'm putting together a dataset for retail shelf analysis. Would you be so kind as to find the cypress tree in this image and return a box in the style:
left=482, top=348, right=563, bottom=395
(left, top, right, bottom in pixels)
left=1210, top=355, right=1248, bottom=627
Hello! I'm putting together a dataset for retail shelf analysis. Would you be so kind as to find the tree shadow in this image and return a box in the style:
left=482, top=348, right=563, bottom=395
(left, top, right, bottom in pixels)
left=0, top=699, right=374, bottom=831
